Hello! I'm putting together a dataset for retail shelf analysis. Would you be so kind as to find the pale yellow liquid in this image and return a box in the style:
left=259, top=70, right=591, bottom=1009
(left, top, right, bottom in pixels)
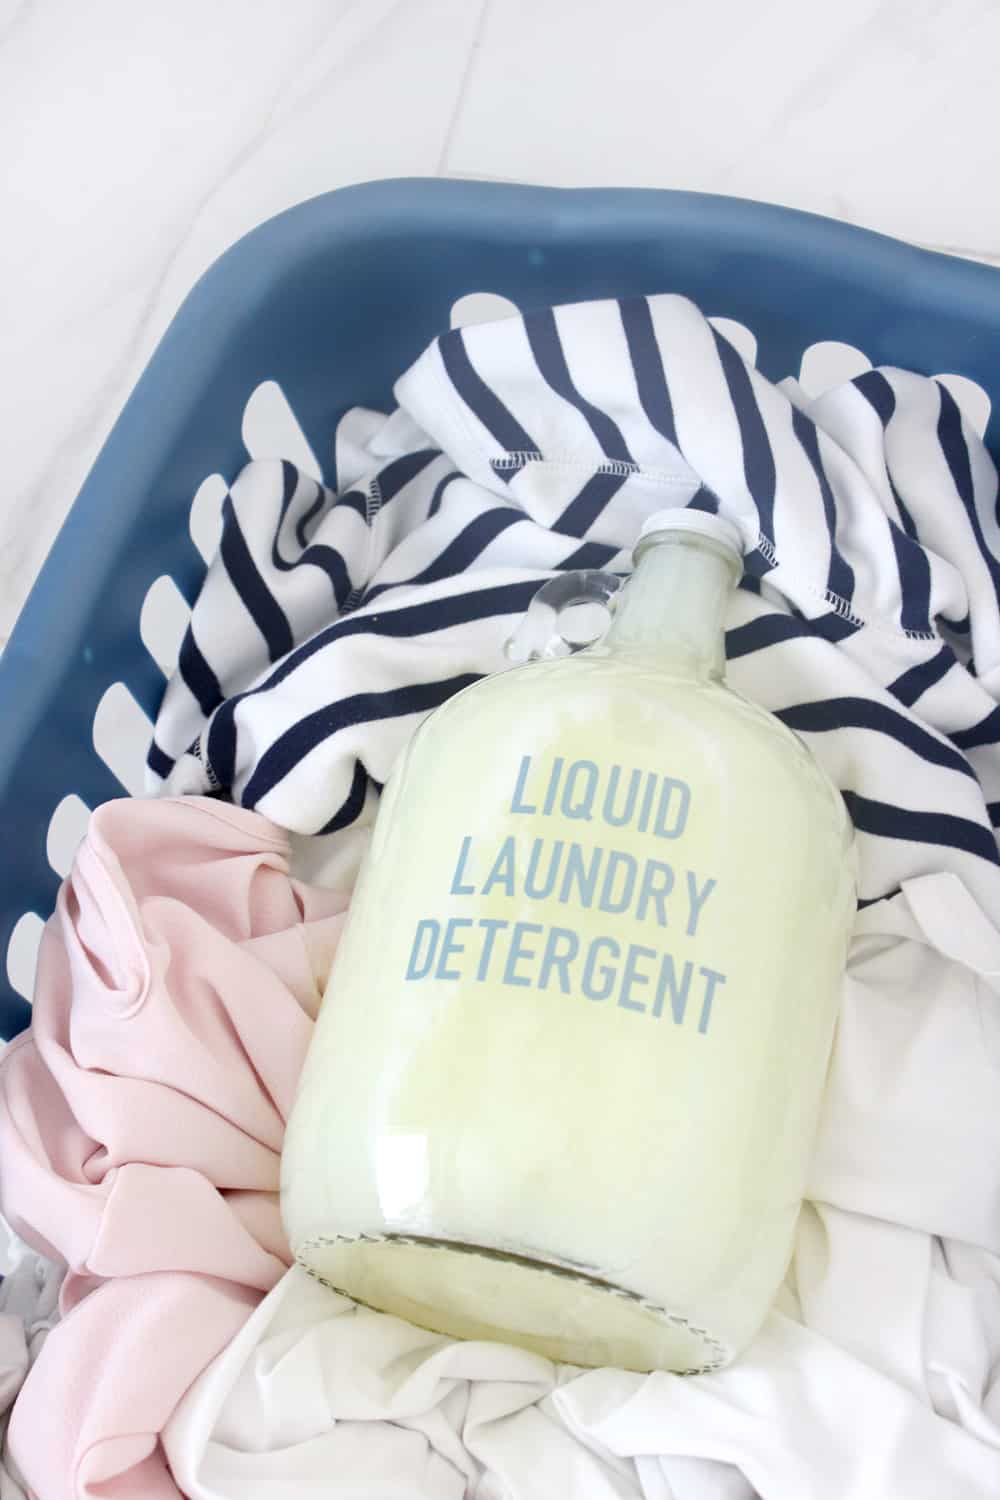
left=282, top=648, right=855, bottom=1373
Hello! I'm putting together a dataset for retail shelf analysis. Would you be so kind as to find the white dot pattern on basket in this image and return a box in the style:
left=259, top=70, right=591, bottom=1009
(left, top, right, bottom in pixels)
left=5, top=912, right=43, bottom=1003
left=92, top=682, right=155, bottom=799
left=46, top=794, right=92, bottom=880
left=798, top=340, right=872, bottom=397
left=188, top=474, right=228, bottom=566
left=242, top=380, right=322, bottom=482
left=140, top=574, right=191, bottom=680
left=450, top=292, right=520, bottom=329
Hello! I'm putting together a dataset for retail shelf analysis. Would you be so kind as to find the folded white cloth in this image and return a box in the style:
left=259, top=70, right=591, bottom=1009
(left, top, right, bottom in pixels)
left=164, top=873, right=1000, bottom=1498
left=0, top=1229, right=63, bottom=1499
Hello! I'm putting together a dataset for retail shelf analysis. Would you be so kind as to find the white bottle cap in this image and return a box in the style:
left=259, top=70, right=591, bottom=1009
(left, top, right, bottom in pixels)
left=635, top=507, right=744, bottom=562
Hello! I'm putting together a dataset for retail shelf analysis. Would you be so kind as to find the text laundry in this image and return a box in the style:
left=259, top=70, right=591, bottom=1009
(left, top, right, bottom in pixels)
left=450, top=835, right=717, bottom=936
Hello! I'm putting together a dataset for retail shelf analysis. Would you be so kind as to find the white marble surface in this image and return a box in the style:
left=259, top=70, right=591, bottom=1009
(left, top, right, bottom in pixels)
left=3, top=0, right=1000, bottom=645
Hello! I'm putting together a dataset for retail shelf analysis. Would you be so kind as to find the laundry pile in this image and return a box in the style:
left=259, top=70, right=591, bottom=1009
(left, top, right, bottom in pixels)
left=2, top=294, right=1000, bottom=1497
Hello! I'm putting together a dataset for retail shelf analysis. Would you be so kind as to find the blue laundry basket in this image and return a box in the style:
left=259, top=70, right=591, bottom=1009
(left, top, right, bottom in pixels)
left=3, top=177, right=1000, bottom=1040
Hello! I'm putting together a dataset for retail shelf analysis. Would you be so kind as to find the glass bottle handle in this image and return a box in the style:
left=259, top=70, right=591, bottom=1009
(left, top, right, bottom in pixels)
left=504, top=570, right=622, bottom=663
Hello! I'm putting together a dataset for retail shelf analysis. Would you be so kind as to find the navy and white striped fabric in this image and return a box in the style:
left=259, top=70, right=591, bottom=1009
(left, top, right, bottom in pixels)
left=150, top=294, right=1000, bottom=912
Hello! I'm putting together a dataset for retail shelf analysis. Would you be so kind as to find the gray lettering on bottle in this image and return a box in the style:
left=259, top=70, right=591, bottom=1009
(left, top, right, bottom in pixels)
left=619, top=944, right=656, bottom=1013
left=504, top=921, right=543, bottom=987
left=636, top=860, right=675, bottom=925
left=603, top=764, right=641, bottom=827
left=449, top=836, right=475, bottom=895
left=537, top=926, right=580, bottom=992
left=558, top=843, right=604, bottom=907
left=542, top=757, right=564, bottom=816
left=405, top=920, right=440, bottom=981
left=524, top=838, right=565, bottom=899
left=654, top=778, right=691, bottom=839
left=599, top=849, right=637, bottom=914
left=436, top=917, right=473, bottom=980
left=482, top=836, right=517, bottom=897
left=686, top=872, right=717, bottom=936
left=653, top=953, right=694, bottom=1023
left=637, top=772, right=658, bottom=833
left=562, top=760, right=599, bottom=821
left=581, top=935, right=620, bottom=1001
left=510, top=755, right=537, bottom=814
left=698, top=967, right=727, bottom=1034
left=476, top=918, right=509, bottom=980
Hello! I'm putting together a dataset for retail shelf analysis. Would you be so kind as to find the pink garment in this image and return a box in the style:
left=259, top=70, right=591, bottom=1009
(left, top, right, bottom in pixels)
left=0, top=798, right=347, bottom=1499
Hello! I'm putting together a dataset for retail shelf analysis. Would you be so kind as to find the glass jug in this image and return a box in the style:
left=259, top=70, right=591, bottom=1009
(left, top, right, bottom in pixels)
left=281, top=508, right=856, bottom=1374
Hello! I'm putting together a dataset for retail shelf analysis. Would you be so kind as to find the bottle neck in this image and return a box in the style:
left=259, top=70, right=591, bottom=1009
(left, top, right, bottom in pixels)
left=602, top=533, right=738, bottom=680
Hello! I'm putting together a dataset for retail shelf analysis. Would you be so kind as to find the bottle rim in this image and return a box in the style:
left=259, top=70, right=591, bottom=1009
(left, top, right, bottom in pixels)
left=634, top=507, right=744, bottom=564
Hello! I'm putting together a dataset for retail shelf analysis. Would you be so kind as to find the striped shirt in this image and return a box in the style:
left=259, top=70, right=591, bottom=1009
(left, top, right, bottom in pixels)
left=150, top=294, right=1000, bottom=912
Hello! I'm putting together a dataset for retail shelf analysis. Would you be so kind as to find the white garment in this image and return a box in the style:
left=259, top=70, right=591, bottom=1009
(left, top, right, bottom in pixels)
left=164, top=872, right=1000, bottom=1498
left=0, top=1230, right=63, bottom=1499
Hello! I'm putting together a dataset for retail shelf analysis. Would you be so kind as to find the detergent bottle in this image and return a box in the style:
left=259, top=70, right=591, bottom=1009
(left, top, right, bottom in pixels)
left=281, top=507, right=855, bottom=1374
